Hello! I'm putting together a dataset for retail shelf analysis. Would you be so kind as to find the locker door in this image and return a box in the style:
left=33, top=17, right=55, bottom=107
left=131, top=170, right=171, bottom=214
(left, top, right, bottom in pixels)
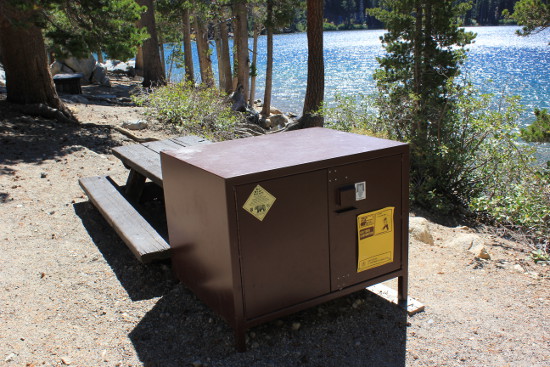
left=328, top=155, right=404, bottom=291
left=236, top=170, right=330, bottom=319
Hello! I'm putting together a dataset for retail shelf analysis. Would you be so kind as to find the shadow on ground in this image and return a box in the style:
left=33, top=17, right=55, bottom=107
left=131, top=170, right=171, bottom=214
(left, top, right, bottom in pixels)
left=74, top=201, right=176, bottom=301
left=0, top=101, right=119, bottom=166
left=129, top=286, right=408, bottom=367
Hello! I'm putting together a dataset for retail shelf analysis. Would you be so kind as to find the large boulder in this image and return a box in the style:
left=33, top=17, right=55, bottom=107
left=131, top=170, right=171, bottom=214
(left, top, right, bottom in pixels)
left=50, top=55, right=110, bottom=87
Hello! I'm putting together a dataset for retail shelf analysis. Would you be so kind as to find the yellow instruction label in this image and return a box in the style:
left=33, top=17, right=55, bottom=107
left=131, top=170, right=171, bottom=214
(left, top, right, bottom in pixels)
left=357, top=207, right=395, bottom=272
left=243, top=185, right=276, bottom=221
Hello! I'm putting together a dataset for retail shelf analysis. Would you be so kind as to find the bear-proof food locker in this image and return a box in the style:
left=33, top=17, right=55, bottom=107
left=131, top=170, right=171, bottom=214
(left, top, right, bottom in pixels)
left=160, top=127, right=409, bottom=351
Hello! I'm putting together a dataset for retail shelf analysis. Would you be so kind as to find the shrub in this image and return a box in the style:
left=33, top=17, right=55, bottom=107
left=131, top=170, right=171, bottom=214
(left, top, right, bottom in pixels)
left=134, top=82, right=243, bottom=142
left=323, top=21, right=338, bottom=31
left=319, top=93, right=386, bottom=137
left=321, top=82, right=550, bottom=246
left=521, top=108, right=550, bottom=143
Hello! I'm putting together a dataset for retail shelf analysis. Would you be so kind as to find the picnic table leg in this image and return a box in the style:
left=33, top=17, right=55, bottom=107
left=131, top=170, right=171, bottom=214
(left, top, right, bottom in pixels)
left=125, top=169, right=146, bottom=202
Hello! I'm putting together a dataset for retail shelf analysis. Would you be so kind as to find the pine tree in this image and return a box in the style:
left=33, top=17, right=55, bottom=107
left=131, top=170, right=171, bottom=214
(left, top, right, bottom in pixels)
left=369, top=0, right=476, bottom=211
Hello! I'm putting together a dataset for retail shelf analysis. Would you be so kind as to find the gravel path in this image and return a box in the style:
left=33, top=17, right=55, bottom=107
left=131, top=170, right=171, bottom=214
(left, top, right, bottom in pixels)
left=1, top=87, right=548, bottom=366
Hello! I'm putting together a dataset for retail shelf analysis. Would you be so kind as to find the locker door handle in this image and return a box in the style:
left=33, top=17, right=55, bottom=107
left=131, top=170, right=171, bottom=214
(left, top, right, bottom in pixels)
left=335, top=206, right=358, bottom=214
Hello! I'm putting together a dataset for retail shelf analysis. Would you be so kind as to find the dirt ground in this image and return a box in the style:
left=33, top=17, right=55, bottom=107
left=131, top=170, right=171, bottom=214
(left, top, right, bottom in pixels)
left=1, top=81, right=548, bottom=367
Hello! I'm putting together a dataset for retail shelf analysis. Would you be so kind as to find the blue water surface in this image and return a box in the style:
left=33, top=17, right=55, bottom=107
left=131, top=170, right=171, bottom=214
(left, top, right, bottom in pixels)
left=166, top=26, right=549, bottom=160
left=172, top=26, right=548, bottom=122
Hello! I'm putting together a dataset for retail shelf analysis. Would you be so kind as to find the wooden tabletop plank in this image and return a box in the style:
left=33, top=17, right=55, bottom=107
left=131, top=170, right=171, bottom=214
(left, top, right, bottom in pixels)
left=172, top=135, right=211, bottom=146
left=112, top=136, right=212, bottom=188
left=142, top=139, right=186, bottom=154
left=113, top=144, right=163, bottom=186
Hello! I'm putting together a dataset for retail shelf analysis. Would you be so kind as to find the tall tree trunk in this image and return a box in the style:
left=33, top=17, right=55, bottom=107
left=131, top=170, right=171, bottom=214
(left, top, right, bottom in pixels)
left=195, top=16, right=214, bottom=87
left=232, top=15, right=239, bottom=90
left=181, top=8, right=194, bottom=83
left=137, top=0, right=165, bottom=87
left=233, top=0, right=249, bottom=100
left=413, top=0, right=423, bottom=133
left=249, top=23, right=260, bottom=105
left=219, top=16, right=233, bottom=93
left=300, top=0, right=325, bottom=128
left=261, top=0, right=274, bottom=117
left=136, top=46, right=144, bottom=77
left=97, top=49, right=104, bottom=64
left=0, top=2, right=74, bottom=122
left=215, top=22, right=226, bottom=91
left=158, top=34, right=166, bottom=75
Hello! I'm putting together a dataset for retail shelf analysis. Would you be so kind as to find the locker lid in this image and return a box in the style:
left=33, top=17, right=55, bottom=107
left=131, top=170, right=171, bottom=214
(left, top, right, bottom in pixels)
left=161, top=127, right=407, bottom=181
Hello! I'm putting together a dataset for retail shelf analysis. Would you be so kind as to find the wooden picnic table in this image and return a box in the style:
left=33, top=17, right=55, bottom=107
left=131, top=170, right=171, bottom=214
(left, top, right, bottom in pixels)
left=79, top=135, right=211, bottom=263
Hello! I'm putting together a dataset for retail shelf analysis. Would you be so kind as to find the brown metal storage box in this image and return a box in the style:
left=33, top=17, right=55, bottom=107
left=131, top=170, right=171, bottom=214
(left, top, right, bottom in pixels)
left=161, top=127, right=409, bottom=351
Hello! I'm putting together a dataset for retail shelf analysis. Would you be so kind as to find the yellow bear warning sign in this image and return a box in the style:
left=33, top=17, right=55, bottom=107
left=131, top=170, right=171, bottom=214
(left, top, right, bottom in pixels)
left=243, top=185, right=276, bottom=221
left=357, top=207, right=394, bottom=272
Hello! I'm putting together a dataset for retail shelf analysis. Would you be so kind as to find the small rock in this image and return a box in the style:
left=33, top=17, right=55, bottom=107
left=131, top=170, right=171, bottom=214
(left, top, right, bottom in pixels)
left=269, top=114, right=289, bottom=128
left=469, top=243, right=491, bottom=260
left=352, top=299, right=363, bottom=309
left=269, top=106, right=283, bottom=115
left=409, top=217, right=434, bottom=245
left=513, top=264, right=525, bottom=273
left=61, top=357, right=72, bottom=365
left=291, top=322, right=301, bottom=331
left=122, top=120, right=148, bottom=130
left=449, top=233, right=484, bottom=252
left=4, top=353, right=16, bottom=362
left=40, top=172, right=47, bottom=178
left=191, top=361, right=203, bottom=367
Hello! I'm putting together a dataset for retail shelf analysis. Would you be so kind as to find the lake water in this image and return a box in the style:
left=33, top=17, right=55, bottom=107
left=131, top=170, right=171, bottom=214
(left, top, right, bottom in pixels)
left=171, top=26, right=549, bottom=160
left=176, top=26, right=549, bottom=121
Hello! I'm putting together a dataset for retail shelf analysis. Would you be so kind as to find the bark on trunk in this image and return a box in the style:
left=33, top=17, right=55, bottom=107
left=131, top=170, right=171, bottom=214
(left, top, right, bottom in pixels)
left=300, top=0, right=324, bottom=127
left=159, top=34, right=166, bottom=75
left=135, top=46, right=144, bottom=77
left=97, top=49, right=104, bottom=64
left=214, top=21, right=225, bottom=91
left=249, top=23, right=260, bottom=106
left=261, top=0, right=274, bottom=117
left=233, top=0, right=249, bottom=100
left=219, top=16, right=233, bottom=93
left=137, top=0, right=165, bottom=87
left=195, top=16, right=214, bottom=87
left=181, top=8, right=194, bottom=83
left=0, top=2, right=74, bottom=122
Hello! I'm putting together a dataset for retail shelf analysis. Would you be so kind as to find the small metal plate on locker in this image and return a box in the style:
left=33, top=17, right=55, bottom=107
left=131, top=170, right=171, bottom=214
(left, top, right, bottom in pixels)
left=355, top=181, right=366, bottom=201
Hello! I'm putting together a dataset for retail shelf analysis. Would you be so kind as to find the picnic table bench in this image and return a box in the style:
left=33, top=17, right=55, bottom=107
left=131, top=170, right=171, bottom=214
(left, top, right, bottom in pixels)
left=79, top=135, right=211, bottom=263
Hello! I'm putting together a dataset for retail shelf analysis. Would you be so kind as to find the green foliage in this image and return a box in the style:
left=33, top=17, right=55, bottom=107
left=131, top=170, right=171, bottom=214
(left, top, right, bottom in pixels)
left=323, top=21, right=339, bottom=31
left=134, top=82, right=243, bottom=141
left=531, top=249, right=550, bottom=262
left=369, top=0, right=476, bottom=213
left=366, top=1, right=549, bottom=243
left=319, top=93, right=385, bottom=137
left=521, top=108, right=550, bottom=142
left=503, top=0, right=550, bottom=36
left=43, top=0, right=148, bottom=60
